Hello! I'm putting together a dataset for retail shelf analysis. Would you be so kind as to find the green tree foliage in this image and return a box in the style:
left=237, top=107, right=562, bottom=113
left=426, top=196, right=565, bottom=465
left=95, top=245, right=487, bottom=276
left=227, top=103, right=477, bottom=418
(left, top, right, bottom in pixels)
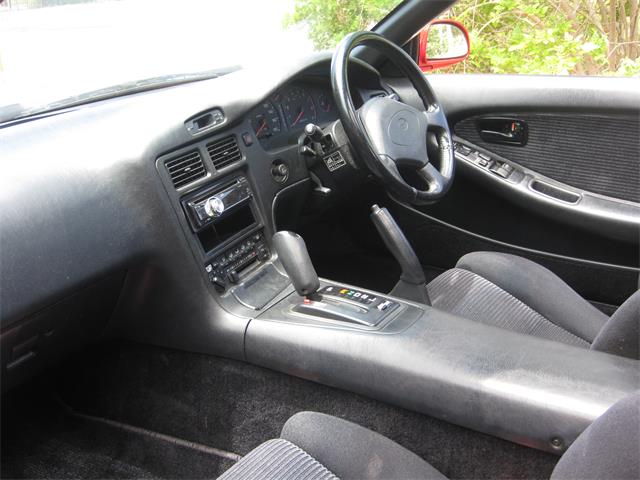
left=284, top=0, right=398, bottom=48
left=286, top=0, right=640, bottom=76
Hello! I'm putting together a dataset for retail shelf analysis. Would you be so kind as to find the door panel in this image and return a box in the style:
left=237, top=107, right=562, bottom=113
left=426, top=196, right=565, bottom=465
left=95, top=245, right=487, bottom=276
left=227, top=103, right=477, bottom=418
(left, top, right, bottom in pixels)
left=385, top=75, right=639, bottom=306
left=454, top=113, right=639, bottom=203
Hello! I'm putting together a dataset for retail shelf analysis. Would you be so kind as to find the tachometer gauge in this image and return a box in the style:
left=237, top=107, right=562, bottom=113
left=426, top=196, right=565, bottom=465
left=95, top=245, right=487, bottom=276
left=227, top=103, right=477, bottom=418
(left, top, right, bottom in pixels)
left=250, top=101, right=282, bottom=140
left=282, top=87, right=317, bottom=129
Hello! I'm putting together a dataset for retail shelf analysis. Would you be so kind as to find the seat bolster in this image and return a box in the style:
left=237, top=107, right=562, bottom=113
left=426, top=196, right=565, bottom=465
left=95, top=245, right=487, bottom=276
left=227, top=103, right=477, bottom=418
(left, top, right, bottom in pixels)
left=592, top=290, right=640, bottom=359
left=456, top=252, right=607, bottom=342
left=281, top=412, right=446, bottom=480
left=551, top=391, right=640, bottom=480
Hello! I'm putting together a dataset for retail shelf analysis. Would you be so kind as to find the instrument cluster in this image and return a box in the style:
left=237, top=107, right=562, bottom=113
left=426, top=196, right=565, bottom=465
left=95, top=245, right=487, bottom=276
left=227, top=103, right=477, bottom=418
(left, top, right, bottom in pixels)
left=249, top=82, right=338, bottom=150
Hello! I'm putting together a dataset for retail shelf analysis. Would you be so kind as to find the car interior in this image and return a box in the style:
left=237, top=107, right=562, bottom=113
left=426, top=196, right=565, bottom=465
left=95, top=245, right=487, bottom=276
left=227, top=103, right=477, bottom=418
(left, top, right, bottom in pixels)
left=1, top=1, right=639, bottom=479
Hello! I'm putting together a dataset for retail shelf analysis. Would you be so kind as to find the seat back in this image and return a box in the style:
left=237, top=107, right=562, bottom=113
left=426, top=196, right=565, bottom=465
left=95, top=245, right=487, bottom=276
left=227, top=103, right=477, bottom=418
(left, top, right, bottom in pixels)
left=592, top=290, right=640, bottom=360
left=551, top=391, right=639, bottom=479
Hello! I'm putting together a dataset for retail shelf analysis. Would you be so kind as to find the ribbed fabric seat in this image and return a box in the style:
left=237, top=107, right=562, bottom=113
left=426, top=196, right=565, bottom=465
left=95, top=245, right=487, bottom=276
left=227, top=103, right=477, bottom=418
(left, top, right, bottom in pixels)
left=218, top=439, right=338, bottom=480
left=427, top=268, right=589, bottom=348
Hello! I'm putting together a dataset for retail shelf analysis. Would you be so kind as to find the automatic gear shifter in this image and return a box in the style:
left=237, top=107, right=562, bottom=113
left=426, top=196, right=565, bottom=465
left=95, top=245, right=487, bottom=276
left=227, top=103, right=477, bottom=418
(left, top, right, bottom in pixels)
left=272, top=231, right=321, bottom=299
left=272, top=230, right=401, bottom=327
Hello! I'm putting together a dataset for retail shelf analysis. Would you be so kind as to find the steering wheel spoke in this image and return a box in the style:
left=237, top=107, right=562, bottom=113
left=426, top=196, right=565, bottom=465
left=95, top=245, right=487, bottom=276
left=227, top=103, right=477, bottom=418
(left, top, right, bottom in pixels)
left=378, top=154, right=404, bottom=182
left=416, top=162, right=445, bottom=195
left=425, top=107, right=450, bottom=131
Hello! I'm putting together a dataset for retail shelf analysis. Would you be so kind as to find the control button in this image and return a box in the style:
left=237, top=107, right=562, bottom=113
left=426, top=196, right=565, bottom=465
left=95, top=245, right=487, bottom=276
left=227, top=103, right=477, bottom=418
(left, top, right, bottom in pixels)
left=490, top=161, right=514, bottom=179
left=477, top=158, right=489, bottom=167
left=205, top=264, right=213, bottom=273
left=241, top=132, right=253, bottom=147
left=227, top=270, right=239, bottom=284
left=377, top=300, right=392, bottom=311
left=478, top=152, right=491, bottom=161
left=456, top=144, right=472, bottom=155
left=210, top=276, right=226, bottom=293
left=204, top=196, right=225, bottom=218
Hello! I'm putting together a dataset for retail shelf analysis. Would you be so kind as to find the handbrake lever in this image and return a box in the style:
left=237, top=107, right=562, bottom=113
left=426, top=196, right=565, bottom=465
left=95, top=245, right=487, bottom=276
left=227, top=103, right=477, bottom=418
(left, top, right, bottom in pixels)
left=370, top=205, right=430, bottom=305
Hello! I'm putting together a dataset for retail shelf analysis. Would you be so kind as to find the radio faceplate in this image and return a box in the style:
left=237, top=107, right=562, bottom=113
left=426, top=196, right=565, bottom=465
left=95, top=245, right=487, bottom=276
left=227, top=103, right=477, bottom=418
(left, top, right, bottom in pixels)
left=183, top=176, right=252, bottom=232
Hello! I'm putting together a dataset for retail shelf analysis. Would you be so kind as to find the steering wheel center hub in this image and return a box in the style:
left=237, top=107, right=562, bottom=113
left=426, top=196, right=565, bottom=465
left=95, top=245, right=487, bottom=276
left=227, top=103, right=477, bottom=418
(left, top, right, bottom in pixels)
left=390, top=110, right=418, bottom=145
left=360, top=97, right=429, bottom=169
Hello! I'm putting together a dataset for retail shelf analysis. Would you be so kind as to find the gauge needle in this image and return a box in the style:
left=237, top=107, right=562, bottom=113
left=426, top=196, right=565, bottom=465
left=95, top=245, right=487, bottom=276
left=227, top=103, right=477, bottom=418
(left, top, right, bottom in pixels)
left=292, top=108, right=304, bottom=126
left=256, top=119, right=268, bottom=137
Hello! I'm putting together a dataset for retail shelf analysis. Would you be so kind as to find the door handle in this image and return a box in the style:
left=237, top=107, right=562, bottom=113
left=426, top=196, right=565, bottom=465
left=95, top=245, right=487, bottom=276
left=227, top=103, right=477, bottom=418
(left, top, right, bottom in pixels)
left=477, top=117, right=527, bottom=146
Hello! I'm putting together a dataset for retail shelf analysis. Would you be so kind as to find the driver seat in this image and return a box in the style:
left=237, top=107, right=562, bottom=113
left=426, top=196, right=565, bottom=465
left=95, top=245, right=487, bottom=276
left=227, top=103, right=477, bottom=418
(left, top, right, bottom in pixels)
left=426, top=251, right=640, bottom=359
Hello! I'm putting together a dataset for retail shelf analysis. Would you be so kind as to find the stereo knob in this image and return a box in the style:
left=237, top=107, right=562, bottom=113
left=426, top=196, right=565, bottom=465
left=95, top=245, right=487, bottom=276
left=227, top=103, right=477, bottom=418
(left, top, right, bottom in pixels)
left=227, top=269, right=239, bottom=284
left=204, top=196, right=225, bottom=218
left=210, top=276, right=226, bottom=293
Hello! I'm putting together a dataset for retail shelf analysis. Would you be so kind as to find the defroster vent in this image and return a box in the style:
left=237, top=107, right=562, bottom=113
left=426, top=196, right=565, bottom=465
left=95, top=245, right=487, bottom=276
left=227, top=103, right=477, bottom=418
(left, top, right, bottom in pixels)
left=166, top=149, right=206, bottom=189
left=207, top=135, right=242, bottom=170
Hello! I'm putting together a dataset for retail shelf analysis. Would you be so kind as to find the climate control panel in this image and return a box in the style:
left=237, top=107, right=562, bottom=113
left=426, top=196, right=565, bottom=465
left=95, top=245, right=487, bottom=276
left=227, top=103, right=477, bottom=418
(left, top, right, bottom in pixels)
left=205, top=231, right=270, bottom=293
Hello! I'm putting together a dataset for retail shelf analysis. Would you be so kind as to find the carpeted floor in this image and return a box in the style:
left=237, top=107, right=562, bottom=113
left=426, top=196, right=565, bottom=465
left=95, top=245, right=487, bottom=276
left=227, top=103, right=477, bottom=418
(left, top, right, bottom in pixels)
left=1, top=388, right=234, bottom=479
left=17, top=341, right=560, bottom=480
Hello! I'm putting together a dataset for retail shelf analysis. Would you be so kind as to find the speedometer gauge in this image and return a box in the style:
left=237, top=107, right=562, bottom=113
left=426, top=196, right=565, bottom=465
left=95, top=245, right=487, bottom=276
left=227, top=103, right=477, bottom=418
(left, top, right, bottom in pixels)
left=250, top=101, right=282, bottom=141
left=282, top=87, right=317, bottom=129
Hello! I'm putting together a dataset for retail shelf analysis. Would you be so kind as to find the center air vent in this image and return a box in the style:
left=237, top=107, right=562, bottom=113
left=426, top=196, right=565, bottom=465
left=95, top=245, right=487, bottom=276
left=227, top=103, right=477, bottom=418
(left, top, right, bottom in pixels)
left=165, top=149, right=206, bottom=189
left=207, top=135, right=242, bottom=170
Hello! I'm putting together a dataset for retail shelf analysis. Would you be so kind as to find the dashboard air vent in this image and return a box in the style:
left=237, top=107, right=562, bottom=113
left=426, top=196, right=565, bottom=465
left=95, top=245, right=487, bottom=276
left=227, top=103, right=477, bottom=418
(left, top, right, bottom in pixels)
left=207, top=135, right=242, bottom=170
left=165, top=149, right=206, bottom=189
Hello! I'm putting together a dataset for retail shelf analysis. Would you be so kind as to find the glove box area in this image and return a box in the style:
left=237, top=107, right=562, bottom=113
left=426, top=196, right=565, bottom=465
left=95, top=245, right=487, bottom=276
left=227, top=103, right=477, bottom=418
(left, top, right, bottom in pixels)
left=1, top=272, right=126, bottom=393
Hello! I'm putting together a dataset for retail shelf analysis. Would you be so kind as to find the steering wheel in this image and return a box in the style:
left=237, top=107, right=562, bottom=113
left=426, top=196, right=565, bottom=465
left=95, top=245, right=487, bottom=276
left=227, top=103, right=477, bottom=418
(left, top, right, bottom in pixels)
left=331, top=31, right=455, bottom=205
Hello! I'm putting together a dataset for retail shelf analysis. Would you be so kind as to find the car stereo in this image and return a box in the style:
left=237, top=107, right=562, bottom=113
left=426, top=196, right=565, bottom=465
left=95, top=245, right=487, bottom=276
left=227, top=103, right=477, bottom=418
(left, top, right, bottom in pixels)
left=182, top=176, right=259, bottom=252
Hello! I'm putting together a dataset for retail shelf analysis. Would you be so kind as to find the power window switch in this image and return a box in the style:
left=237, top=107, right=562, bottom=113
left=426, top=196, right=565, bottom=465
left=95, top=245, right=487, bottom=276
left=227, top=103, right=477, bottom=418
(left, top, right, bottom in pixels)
left=456, top=144, right=472, bottom=156
left=490, top=161, right=514, bottom=179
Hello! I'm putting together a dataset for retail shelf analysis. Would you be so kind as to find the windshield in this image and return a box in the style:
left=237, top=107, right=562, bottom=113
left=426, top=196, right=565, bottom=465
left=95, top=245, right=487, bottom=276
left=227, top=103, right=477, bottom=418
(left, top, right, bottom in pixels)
left=0, top=0, right=402, bottom=123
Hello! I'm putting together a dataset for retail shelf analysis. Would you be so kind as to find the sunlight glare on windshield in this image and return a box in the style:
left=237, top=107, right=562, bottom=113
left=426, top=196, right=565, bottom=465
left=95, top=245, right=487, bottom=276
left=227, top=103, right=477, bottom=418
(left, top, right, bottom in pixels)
left=0, top=0, right=313, bottom=118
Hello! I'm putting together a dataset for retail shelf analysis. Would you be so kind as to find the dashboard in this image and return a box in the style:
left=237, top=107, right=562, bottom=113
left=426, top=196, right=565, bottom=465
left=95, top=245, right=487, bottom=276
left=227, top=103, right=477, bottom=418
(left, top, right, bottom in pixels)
left=0, top=54, right=390, bottom=390
left=248, top=81, right=338, bottom=150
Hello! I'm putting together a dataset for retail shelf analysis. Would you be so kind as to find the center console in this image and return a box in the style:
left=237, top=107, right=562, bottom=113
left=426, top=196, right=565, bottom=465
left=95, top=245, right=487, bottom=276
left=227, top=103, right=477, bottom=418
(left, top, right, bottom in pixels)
left=243, top=228, right=640, bottom=457
left=179, top=176, right=272, bottom=295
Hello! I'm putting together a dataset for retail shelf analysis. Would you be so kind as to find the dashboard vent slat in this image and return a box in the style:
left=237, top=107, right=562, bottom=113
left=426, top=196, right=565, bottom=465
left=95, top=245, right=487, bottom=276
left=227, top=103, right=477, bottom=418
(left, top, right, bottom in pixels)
left=207, top=135, right=242, bottom=170
left=165, top=149, right=206, bottom=189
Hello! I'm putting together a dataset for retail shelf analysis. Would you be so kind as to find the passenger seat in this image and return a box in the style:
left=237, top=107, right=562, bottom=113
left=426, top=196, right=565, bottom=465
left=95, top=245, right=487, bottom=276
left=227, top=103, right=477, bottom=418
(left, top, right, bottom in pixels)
left=217, top=392, right=639, bottom=480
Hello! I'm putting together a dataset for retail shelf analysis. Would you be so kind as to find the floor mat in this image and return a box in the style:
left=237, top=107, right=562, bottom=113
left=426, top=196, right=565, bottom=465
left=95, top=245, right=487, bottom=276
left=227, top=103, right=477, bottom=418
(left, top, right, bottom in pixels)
left=52, top=342, right=558, bottom=480
left=1, top=390, right=235, bottom=479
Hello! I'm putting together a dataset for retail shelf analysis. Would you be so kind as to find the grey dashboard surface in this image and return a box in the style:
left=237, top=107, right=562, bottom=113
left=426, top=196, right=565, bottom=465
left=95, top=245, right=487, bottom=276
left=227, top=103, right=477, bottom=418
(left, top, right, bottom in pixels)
left=0, top=52, right=349, bottom=351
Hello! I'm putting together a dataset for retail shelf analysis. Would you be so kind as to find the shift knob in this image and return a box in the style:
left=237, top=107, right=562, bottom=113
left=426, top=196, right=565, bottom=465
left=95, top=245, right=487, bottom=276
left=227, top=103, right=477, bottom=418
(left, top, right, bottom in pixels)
left=273, top=231, right=320, bottom=298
